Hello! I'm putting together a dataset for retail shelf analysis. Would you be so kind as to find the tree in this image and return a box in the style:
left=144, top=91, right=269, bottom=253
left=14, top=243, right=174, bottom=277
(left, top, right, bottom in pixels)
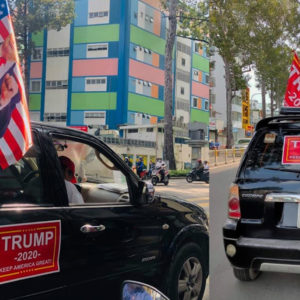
left=8, top=0, right=75, bottom=90
left=242, top=0, right=298, bottom=118
left=210, top=0, right=250, bottom=148
left=161, top=0, right=209, bottom=169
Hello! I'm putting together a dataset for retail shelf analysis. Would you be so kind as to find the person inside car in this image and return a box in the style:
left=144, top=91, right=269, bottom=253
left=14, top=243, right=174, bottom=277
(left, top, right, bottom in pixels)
left=59, top=156, right=84, bottom=205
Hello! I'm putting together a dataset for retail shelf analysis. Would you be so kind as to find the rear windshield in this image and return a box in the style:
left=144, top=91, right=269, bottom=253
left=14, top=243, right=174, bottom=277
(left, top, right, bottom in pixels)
left=241, top=130, right=300, bottom=180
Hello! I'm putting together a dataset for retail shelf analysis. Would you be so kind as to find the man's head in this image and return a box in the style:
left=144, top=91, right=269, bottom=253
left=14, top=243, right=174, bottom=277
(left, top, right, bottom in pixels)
left=198, top=159, right=202, bottom=163
left=1, top=34, right=17, bottom=62
left=59, top=156, right=76, bottom=183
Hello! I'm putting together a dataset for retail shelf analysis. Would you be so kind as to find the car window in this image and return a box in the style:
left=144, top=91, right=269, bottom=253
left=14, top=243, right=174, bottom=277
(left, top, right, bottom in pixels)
left=0, top=139, right=45, bottom=206
left=53, top=138, right=130, bottom=205
left=242, top=130, right=300, bottom=180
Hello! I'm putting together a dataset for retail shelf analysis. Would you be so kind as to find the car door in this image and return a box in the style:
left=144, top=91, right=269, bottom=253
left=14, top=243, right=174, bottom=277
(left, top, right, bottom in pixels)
left=48, top=131, right=166, bottom=299
left=0, top=130, right=69, bottom=300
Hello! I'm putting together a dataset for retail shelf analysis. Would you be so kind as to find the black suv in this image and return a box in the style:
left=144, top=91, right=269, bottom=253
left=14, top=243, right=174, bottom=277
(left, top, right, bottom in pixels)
left=223, top=108, right=300, bottom=281
left=0, top=122, right=209, bottom=300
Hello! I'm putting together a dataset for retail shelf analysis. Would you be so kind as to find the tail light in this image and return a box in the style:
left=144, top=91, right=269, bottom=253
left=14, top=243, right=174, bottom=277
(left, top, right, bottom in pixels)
left=228, top=184, right=241, bottom=219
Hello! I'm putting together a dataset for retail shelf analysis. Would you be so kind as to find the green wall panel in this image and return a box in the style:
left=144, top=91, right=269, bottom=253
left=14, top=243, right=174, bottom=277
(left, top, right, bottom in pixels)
left=193, top=54, right=209, bottom=73
left=130, top=25, right=166, bottom=56
left=32, top=32, right=44, bottom=47
left=71, top=93, right=117, bottom=110
left=191, top=109, right=209, bottom=124
left=29, top=94, right=41, bottom=110
left=74, top=25, right=119, bottom=44
left=128, top=93, right=164, bottom=116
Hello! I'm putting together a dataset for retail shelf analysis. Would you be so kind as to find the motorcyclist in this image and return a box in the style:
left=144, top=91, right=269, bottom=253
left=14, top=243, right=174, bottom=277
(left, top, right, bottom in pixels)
left=155, top=159, right=166, bottom=181
left=203, top=160, right=209, bottom=171
left=136, top=157, right=145, bottom=178
left=196, top=159, right=204, bottom=178
left=124, top=156, right=132, bottom=168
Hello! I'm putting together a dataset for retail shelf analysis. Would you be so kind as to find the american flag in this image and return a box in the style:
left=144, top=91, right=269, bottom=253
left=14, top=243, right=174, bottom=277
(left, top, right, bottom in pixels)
left=0, top=0, right=32, bottom=170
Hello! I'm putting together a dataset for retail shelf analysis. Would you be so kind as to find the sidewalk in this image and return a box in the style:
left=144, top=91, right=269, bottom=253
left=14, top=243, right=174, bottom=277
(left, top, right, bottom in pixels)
left=170, top=161, right=241, bottom=179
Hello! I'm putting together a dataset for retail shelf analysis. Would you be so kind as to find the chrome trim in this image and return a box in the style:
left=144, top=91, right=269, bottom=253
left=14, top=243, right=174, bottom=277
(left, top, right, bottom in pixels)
left=260, top=263, right=300, bottom=274
left=265, top=193, right=300, bottom=203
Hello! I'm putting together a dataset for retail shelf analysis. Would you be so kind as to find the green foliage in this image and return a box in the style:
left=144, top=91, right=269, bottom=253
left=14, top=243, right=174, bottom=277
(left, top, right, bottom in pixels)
left=169, top=169, right=191, bottom=176
left=8, top=0, right=75, bottom=60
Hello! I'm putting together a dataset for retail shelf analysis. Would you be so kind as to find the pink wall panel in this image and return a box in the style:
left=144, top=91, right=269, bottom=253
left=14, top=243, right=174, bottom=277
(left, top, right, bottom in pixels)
left=192, top=81, right=209, bottom=99
left=30, top=62, right=42, bottom=78
left=129, top=59, right=164, bottom=86
left=73, top=59, right=118, bottom=76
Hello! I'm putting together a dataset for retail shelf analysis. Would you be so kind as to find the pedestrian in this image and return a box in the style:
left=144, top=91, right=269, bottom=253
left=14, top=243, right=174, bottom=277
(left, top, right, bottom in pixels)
left=124, top=156, right=132, bottom=168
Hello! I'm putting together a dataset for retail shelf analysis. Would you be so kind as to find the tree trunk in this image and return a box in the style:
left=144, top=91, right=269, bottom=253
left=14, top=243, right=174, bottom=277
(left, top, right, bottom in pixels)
left=224, top=58, right=234, bottom=148
left=270, top=86, right=274, bottom=117
left=163, top=0, right=177, bottom=170
left=261, top=78, right=266, bottom=118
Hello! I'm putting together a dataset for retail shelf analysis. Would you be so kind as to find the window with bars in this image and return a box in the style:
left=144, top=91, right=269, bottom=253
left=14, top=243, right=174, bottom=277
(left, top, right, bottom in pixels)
left=47, top=48, right=69, bottom=57
left=89, top=11, right=109, bottom=18
left=46, top=80, right=68, bottom=89
left=193, top=97, right=198, bottom=108
left=44, top=113, right=67, bottom=122
left=87, top=44, right=108, bottom=52
left=32, top=48, right=43, bottom=61
left=86, top=78, right=106, bottom=85
left=85, top=112, right=106, bottom=119
left=30, top=80, right=41, bottom=92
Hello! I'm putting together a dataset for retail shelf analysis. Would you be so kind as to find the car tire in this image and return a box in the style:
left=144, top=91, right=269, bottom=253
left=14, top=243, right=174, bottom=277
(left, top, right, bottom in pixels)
left=233, top=267, right=260, bottom=281
left=186, top=175, right=193, bottom=183
left=164, top=243, right=207, bottom=300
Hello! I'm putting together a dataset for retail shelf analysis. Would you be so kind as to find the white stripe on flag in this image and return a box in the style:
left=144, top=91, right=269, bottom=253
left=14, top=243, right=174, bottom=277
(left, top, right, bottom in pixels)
left=8, top=118, right=26, bottom=153
left=14, top=65, right=26, bottom=94
left=16, top=102, right=32, bottom=146
left=0, top=136, right=16, bottom=165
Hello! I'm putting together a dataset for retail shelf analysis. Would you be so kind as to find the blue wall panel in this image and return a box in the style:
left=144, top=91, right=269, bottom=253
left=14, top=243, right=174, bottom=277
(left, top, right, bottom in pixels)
left=127, top=111, right=135, bottom=124
left=130, top=0, right=138, bottom=26
left=74, top=0, right=88, bottom=26
left=129, top=43, right=137, bottom=60
left=110, top=0, right=122, bottom=23
left=73, top=44, right=86, bottom=59
left=70, top=110, right=84, bottom=125
left=159, top=86, right=164, bottom=100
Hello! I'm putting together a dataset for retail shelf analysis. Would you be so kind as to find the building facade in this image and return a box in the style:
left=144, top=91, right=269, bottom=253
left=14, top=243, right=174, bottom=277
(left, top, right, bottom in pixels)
left=28, top=0, right=209, bottom=140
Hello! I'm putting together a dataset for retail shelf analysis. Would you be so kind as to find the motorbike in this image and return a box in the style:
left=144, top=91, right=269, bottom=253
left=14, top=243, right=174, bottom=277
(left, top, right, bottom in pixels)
left=151, top=167, right=170, bottom=186
left=186, top=168, right=209, bottom=184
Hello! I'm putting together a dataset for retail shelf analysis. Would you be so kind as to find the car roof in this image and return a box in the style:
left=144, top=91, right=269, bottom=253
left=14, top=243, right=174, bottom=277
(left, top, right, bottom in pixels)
left=256, top=115, right=300, bottom=131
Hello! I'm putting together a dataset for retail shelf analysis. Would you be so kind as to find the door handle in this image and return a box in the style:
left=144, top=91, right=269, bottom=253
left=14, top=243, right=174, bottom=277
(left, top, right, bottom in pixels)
left=80, top=224, right=106, bottom=233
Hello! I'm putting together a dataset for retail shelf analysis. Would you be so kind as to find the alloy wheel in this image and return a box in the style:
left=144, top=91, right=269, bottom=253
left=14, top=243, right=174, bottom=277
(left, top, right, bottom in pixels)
left=177, top=257, right=203, bottom=300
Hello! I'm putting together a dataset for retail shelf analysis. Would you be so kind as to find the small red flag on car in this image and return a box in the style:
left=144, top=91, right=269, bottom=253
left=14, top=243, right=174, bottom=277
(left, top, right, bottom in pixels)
left=284, top=52, right=300, bottom=107
left=0, top=0, right=32, bottom=169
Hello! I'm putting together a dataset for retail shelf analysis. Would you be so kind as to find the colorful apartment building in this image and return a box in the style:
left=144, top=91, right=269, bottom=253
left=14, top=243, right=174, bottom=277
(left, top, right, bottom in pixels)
left=28, top=0, right=209, bottom=135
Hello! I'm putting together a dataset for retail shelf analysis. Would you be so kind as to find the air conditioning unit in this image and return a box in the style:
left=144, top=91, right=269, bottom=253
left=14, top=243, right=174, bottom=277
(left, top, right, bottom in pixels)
left=148, top=82, right=152, bottom=87
left=143, top=81, right=147, bottom=86
left=150, top=17, right=153, bottom=23
left=138, top=80, right=142, bottom=84
left=144, top=48, right=149, bottom=53
left=134, top=46, right=138, bottom=51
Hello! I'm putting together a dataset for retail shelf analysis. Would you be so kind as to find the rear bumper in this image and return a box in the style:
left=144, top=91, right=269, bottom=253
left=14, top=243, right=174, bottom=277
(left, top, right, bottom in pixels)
left=223, top=219, right=300, bottom=271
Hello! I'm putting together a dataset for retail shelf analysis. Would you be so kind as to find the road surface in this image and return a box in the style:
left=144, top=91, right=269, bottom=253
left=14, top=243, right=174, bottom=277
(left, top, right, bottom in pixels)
left=210, top=165, right=300, bottom=300
left=155, top=177, right=209, bottom=299
left=155, top=178, right=209, bottom=213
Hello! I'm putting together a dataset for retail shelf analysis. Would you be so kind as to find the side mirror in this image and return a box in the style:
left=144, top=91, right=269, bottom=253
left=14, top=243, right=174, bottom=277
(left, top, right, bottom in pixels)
left=122, top=281, right=169, bottom=300
left=138, top=181, right=155, bottom=204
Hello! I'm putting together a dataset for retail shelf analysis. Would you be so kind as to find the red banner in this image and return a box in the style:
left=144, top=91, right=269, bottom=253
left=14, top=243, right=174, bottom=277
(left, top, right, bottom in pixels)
left=284, top=52, right=300, bottom=107
left=69, top=126, right=88, bottom=132
left=0, top=220, right=61, bottom=284
left=282, top=136, right=300, bottom=164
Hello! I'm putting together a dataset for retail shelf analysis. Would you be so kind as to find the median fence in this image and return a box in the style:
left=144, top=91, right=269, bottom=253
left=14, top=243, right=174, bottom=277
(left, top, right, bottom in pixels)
left=208, top=149, right=245, bottom=166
